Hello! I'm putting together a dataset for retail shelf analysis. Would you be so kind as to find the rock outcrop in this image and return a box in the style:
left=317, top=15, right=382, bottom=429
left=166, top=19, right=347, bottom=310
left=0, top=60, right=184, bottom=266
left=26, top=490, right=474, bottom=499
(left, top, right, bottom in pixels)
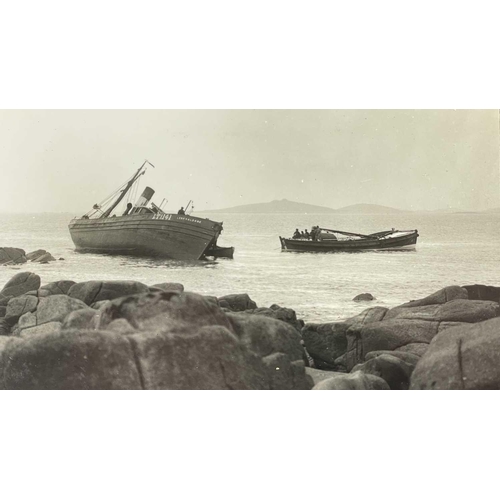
left=352, top=354, right=413, bottom=390
left=343, top=288, right=500, bottom=371
left=151, top=283, right=185, bottom=293
left=242, top=304, right=304, bottom=332
left=68, top=281, right=150, bottom=305
left=312, top=372, right=390, bottom=390
left=0, top=272, right=41, bottom=306
left=411, top=317, right=500, bottom=390
left=0, top=248, right=27, bottom=265
left=227, top=312, right=304, bottom=361
left=38, top=281, right=77, bottom=297
left=353, top=293, right=375, bottom=302
left=0, top=272, right=499, bottom=390
left=218, top=293, right=257, bottom=312
left=301, top=322, right=349, bottom=369
left=0, top=278, right=311, bottom=389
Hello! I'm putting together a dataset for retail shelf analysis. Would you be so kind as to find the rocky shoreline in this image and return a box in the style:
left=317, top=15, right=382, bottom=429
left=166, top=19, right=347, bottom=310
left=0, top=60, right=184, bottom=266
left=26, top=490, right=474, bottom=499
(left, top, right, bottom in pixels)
left=1, top=247, right=500, bottom=389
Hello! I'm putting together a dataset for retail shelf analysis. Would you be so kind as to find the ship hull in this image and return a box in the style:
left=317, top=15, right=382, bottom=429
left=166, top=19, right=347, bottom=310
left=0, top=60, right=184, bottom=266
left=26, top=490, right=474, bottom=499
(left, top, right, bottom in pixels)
left=69, top=213, right=223, bottom=260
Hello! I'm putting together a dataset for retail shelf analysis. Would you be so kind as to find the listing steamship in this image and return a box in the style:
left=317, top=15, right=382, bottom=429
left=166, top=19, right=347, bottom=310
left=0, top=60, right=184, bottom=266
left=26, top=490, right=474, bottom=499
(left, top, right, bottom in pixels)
left=68, top=161, right=234, bottom=260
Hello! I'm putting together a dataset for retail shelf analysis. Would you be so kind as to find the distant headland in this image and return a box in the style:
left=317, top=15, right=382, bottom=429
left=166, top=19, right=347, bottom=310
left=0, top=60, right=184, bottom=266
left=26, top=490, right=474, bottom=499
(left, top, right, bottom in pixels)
left=195, top=199, right=407, bottom=214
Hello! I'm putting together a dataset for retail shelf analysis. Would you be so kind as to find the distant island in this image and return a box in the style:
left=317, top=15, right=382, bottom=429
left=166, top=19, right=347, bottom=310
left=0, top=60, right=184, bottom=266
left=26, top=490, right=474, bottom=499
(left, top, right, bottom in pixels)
left=195, top=199, right=406, bottom=214
left=334, top=203, right=406, bottom=214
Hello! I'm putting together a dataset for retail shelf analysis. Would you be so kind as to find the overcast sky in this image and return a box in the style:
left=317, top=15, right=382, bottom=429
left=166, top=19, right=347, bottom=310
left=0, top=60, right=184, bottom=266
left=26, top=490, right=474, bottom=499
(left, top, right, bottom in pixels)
left=0, top=109, right=498, bottom=213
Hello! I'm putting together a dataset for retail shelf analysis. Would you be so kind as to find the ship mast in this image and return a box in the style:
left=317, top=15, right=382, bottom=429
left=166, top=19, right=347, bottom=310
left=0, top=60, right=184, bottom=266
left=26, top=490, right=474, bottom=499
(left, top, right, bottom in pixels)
left=100, top=160, right=151, bottom=218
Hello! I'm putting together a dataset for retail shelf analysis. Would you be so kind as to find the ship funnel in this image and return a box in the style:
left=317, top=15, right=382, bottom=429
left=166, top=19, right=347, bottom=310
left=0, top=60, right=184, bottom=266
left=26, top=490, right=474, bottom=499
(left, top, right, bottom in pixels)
left=135, top=187, right=155, bottom=207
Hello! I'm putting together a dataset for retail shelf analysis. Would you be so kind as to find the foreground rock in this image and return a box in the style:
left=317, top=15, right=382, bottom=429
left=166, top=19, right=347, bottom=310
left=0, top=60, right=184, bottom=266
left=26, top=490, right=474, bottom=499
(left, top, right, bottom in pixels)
left=242, top=304, right=304, bottom=332
left=390, top=286, right=468, bottom=309
left=151, top=283, right=185, bottom=293
left=0, top=282, right=311, bottom=389
left=0, top=272, right=41, bottom=306
left=411, top=317, right=500, bottom=390
left=38, top=281, right=76, bottom=297
left=5, top=295, right=39, bottom=326
left=17, top=295, right=89, bottom=333
left=218, top=293, right=257, bottom=312
left=301, top=322, right=349, bottom=369
left=227, top=312, right=304, bottom=362
left=352, top=354, right=413, bottom=390
left=463, top=284, right=500, bottom=303
left=304, top=306, right=388, bottom=370
left=2, top=272, right=500, bottom=389
left=0, top=312, right=305, bottom=391
left=344, top=289, right=500, bottom=370
left=383, top=299, right=499, bottom=323
left=365, top=350, right=421, bottom=368
left=68, top=281, right=150, bottom=305
left=312, top=372, right=390, bottom=390
left=97, top=291, right=234, bottom=333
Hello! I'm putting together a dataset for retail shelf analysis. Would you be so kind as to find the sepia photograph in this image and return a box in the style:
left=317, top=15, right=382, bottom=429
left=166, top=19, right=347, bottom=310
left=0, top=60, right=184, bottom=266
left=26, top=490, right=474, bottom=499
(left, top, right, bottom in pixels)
left=2, top=2, right=499, bottom=498
left=1, top=109, right=499, bottom=390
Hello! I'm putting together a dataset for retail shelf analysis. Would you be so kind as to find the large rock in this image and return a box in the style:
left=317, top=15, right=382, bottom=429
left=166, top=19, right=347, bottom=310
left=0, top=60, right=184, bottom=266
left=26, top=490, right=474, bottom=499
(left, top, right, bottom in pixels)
left=244, top=304, right=303, bottom=331
left=438, top=321, right=469, bottom=333
left=352, top=354, right=413, bottom=390
left=0, top=319, right=10, bottom=336
left=68, top=280, right=150, bottom=305
left=301, top=322, right=349, bottom=368
left=17, top=295, right=89, bottom=332
left=5, top=295, right=39, bottom=326
left=0, top=329, right=143, bottom=390
left=32, top=252, right=56, bottom=263
left=262, top=353, right=313, bottom=390
left=394, top=343, right=429, bottom=357
left=97, top=291, right=233, bottom=334
left=345, top=319, right=440, bottom=371
left=384, top=299, right=499, bottom=323
left=18, top=312, right=37, bottom=330
left=392, top=286, right=468, bottom=309
left=312, top=372, right=390, bottom=390
left=411, top=317, right=500, bottom=390
left=365, top=350, right=421, bottom=367
left=218, top=293, right=257, bottom=312
left=20, top=322, right=62, bottom=338
left=0, top=272, right=41, bottom=305
left=353, top=293, right=375, bottom=302
left=227, top=312, right=304, bottom=361
left=61, top=309, right=101, bottom=330
left=0, top=320, right=277, bottom=390
left=151, top=282, right=184, bottom=293
left=38, top=281, right=76, bottom=297
left=305, top=367, right=344, bottom=386
left=462, top=284, right=500, bottom=303
left=0, top=248, right=27, bottom=265
left=26, top=249, right=47, bottom=261
left=128, top=326, right=270, bottom=389
left=327, top=307, right=389, bottom=370
left=0, top=306, right=6, bottom=318
left=344, top=306, right=389, bottom=327
left=0, top=337, right=22, bottom=387
left=106, top=319, right=136, bottom=333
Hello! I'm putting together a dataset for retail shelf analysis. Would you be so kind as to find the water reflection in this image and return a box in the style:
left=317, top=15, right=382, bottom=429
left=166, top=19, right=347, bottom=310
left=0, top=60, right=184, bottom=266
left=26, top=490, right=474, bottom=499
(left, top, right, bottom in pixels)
left=120, top=256, right=221, bottom=269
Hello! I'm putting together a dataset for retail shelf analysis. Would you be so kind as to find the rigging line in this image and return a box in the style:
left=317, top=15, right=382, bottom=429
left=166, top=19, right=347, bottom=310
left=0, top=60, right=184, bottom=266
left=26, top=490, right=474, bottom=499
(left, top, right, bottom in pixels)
left=95, top=178, right=131, bottom=207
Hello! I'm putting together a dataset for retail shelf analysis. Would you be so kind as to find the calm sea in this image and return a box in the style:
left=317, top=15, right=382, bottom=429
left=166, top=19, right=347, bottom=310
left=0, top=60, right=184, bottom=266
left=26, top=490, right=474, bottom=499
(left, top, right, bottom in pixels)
left=1, top=212, right=499, bottom=323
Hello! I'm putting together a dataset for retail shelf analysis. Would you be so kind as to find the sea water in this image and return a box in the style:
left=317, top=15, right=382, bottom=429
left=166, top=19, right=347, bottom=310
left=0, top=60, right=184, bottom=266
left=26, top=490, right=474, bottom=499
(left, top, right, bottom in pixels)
left=1, top=212, right=500, bottom=323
